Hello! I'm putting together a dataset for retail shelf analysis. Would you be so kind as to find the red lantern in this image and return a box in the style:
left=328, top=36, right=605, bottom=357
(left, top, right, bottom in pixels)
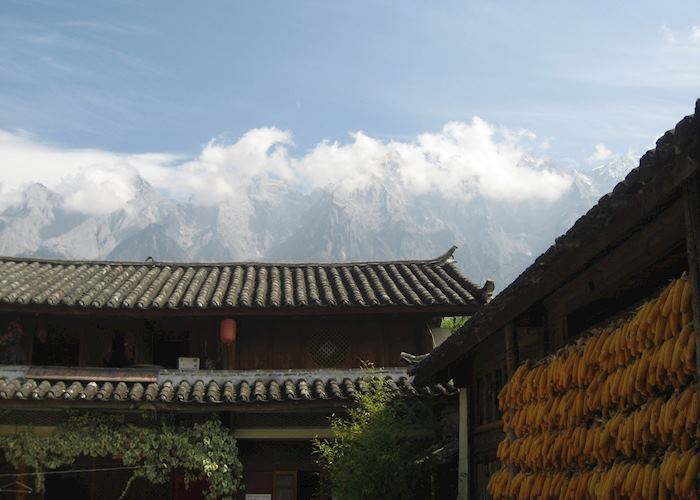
left=220, top=318, right=237, bottom=345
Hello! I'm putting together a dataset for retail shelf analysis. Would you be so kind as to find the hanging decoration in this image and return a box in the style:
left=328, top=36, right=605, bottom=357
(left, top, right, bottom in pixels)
left=219, top=319, right=237, bottom=345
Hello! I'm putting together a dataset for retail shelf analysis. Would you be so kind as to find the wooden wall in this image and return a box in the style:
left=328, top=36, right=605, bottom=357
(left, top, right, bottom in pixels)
left=235, top=315, right=431, bottom=370
left=0, top=312, right=433, bottom=370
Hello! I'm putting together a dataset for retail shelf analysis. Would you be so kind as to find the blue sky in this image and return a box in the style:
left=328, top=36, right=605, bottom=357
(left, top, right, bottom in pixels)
left=1, top=0, right=699, bottom=168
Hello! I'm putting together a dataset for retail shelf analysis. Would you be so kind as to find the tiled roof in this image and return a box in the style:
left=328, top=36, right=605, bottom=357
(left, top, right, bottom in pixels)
left=0, top=247, right=490, bottom=312
left=411, top=99, right=700, bottom=385
left=0, top=369, right=456, bottom=405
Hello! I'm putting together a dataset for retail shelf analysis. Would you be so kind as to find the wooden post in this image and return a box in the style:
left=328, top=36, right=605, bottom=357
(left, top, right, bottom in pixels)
left=683, top=175, right=700, bottom=381
left=23, top=316, right=35, bottom=365
left=544, top=303, right=567, bottom=352
left=504, top=323, right=517, bottom=377
left=457, top=386, right=470, bottom=500
left=224, top=343, right=237, bottom=369
left=14, top=461, right=28, bottom=500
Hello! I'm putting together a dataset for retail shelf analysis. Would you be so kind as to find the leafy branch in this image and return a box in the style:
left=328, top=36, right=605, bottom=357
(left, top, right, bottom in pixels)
left=314, top=367, right=436, bottom=500
left=0, top=413, right=243, bottom=499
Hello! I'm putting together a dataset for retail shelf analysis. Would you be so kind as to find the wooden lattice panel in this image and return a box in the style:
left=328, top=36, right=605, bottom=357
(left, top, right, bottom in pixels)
left=309, top=329, right=349, bottom=367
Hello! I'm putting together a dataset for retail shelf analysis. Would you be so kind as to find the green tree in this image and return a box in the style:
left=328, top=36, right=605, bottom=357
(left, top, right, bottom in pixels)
left=440, top=316, right=468, bottom=331
left=314, top=370, right=436, bottom=500
left=0, top=413, right=243, bottom=499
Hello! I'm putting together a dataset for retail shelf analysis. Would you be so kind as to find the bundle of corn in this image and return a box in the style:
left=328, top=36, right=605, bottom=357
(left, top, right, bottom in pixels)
left=504, top=388, right=588, bottom=436
left=660, top=449, right=700, bottom=497
left=489, top=455, right=700, bottom=500
left=489, top=275, right=699, bottom=499
left=499, top=277, right=694, bottom=416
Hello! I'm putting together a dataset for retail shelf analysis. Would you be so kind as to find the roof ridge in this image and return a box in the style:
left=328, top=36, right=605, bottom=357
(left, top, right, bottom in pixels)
left=0, top=247, right=459, bottom=268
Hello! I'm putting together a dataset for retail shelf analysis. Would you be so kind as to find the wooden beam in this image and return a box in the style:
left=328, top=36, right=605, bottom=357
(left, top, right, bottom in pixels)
left=0, top=424, right=337, bottom=440
left=683, top=175, right=700, bottom=381
left=0, top=303, right=480, bottom=319
left=457, top=387, right=470, bottom=500
left=503, top=323, right=517, bottom=377
left=233, top=427, right=436, bottom=440
left=233, top=427, right=334, bottom=440
left=0, top=399, right=351, bottom=413
left=542, top=300, right=568, bottom=352
left=542, top=199, right=685, bottom=319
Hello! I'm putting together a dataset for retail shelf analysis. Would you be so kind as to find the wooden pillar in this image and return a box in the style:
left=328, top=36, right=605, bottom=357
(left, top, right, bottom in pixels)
left=683, top=175, right=700, bottom=380
left=22, top=315, right=35, bottom=365
left=544, top=303, right=567, bottom=351
left=224, top=343, right=237, bottom=369
left=504, top=323, right=518, bottom=377
left=457, top=386, right=470, bottom=500
left=79, top=325, right=103, bottom=367
left=14, top=461, right=28, bottom=500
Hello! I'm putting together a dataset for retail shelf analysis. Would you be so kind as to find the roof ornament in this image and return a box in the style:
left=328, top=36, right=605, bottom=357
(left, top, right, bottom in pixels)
left=145, top=256, right=154, bottom=263
left=436, top=245, right=458, bottom=263
left=400, top=351, right=429, bottom=365
left=481, top=279, right=495, bottom=303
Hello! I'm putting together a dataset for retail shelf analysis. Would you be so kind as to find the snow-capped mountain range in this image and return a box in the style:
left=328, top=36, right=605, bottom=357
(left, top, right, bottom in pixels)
left=0, top=156, right=637, bottom=289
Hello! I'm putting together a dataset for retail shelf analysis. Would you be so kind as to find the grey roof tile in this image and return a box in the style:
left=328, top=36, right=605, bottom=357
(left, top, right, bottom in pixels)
left=0, top=247, right=486, bottom=311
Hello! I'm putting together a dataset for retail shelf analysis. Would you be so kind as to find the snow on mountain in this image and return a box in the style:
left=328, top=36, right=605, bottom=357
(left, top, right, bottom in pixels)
left=0, top=183, right=86, bottom=256
left=0, top=156, right=636, bottom=288
left=591, top=154, right=638, bottom=194
left=108, top=223, right=188, bottom=261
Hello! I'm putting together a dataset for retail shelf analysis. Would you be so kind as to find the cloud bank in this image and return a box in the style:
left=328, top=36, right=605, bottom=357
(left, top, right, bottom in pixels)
left=588, top=143, right=613, bottom=163
left=660, top=24, right=700, bottom=44
left=0, top=118, right=573, bottom=214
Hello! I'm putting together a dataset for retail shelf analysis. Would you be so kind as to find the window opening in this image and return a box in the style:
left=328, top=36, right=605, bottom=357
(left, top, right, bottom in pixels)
left=32, top=320, right=80, bottom=366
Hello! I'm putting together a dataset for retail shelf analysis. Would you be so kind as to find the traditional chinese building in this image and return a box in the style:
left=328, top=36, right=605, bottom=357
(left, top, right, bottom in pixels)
left=0, top=247, right=492, bottom=499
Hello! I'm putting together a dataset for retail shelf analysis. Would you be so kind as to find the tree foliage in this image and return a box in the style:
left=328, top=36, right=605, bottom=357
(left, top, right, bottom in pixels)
left=0, top=413, right=243, bottom=499
left=314, top=371, right=436, bottom=500
left=440, top=316, right=468, bottom=331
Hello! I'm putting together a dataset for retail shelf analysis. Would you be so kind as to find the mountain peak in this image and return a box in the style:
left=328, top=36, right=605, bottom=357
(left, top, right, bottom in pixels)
left=588, top=155, right=637, bottom=196
left=591, top=155, right=637, bottom=184
left=25, top=182, right=50, bottom=193
left=9, top=183, right=63, bottom=213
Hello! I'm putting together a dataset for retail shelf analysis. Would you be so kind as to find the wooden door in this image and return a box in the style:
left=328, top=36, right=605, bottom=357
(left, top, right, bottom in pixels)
left=273, top=471, right=297, bottom=500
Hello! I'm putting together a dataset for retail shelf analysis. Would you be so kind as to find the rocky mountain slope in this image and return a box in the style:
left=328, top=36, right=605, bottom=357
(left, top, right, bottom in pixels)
left=0, top=156, right=637, bottom=289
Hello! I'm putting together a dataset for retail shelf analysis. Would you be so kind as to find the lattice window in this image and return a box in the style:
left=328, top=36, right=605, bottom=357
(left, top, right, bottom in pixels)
left=309, top=330, right=349, bottom=367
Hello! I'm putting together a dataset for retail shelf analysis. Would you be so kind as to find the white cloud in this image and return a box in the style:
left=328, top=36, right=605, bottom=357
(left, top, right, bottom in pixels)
left=691, top=26, right=700, bottom=43
left=0, top=130, right=176, bottom=213
left=58, top=165, right=143, bottom=214
left=539, top=137, right=553, bottom=151
left=588, top=143, right=613, bottom=163
left=0, top=119, right=574, bottom=214
left=660, top=24, right=700, bottom=44
left=659, top=24, right=677, bottom=43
